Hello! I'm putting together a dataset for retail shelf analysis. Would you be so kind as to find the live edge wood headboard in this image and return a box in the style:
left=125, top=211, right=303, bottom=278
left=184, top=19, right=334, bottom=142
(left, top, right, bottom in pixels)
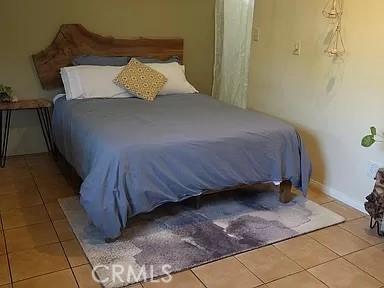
left=32, top=24, right=184, bottom=90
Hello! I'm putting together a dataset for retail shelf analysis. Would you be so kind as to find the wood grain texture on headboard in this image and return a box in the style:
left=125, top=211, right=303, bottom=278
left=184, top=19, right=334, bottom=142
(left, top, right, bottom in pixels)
left=32, top=24, right=184, bottom=90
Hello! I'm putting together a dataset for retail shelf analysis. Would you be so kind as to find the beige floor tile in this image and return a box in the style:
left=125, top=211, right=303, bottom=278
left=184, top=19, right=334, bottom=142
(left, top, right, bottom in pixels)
left=0, top=178, right=36, bottom=196
left=1, top=205, right=50, bottom=229
left=307, top=186, right=334, bottom=205
left=62, top=239, right=88, bottom=267
left=25, top=153, right=54, bottom=166
left=339, top=217, right=384, bottom=245
left=33, top=169, right=66, bottom=184
left=5, top=222, right=59, bottom=253
left=0, top=255, right=11, bottom=285
left=73, top=264, right=103, bottom=288
left=27, top=155, right=58, bottom=168
left=267, top=271, right=327, bottom=288
left=345, top=245, right=384, bottom=283
left=0, top=231, right=5, bottom=255
left=4, top=156, right=27, bottom=169
left=308, top=258, right=382, bottom=288
left=274, top=235, right=338, bottom=269
left=192, top=256, right=262, bottom=288
left=53, top=219, right=75, bottom=241
left=33, top=170, right=63, bottom=185
left=236, top=245, right=303, bottom=283
left=8, top=243, right=69, bottom=282
left=38, top=178, right=75, bottom=204
left=45, top=201, right=66, bottom=221
left=376, top=242, right=384, bottom=250
left=142, top=270, right=204, bottom=288
left=309, top=226, right=370, bottom=256
left=30, top=161, right=62, bottom=179
left=0, top=190, right=43, bottom=212
left=13, top=269, right=78, bottom=288
left=0, top=166, right=32, bottom=184
left=322, top=201, right=365, bottom=221
left=0, top=284, right=11, bottom=288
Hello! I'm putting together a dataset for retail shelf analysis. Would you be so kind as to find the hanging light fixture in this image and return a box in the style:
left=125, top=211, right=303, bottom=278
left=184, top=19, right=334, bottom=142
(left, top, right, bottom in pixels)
left=325, top=21, right=346, bottom=57
left=322, top=0, right=343, bottom=20
left=323, top=0, right=345, bottom=57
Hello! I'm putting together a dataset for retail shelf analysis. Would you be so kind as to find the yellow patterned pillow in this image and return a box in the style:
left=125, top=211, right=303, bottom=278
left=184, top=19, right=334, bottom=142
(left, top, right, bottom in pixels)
left=113, top=58, right=167, bottom=101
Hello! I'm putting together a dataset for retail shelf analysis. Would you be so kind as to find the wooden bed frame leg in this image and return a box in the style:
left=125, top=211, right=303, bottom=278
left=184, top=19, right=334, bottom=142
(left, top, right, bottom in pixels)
left=279, top=180, right=293, bottom=203
left=195, top=195, right=202, bottom=209
left=105, top=237, right=118, bottom=243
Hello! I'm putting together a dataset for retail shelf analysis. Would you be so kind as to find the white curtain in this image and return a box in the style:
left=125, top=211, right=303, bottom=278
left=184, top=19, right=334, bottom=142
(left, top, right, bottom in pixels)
left=213, top=0, right=255, bottom=108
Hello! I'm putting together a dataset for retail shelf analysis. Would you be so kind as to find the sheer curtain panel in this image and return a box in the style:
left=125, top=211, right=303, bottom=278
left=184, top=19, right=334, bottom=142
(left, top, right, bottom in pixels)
left=213, top=0, right=255, bottom=108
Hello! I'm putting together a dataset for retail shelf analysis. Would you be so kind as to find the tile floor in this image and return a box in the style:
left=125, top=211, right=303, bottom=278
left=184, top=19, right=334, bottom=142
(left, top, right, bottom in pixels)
left=0, top=153, right=383, bottom=288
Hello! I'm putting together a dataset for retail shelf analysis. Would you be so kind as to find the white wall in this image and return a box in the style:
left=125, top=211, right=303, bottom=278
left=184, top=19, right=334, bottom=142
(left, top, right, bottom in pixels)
left=248, top=0, right=383, bottom=210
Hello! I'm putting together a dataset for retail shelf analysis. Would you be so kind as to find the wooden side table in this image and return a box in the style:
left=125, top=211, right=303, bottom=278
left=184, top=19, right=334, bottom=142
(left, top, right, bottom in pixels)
left=0, top=99, right=55, bottom=168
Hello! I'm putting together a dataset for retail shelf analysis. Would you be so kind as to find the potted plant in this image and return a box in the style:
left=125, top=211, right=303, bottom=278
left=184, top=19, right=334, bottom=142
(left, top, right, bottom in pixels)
left=362, top=126, right=384, bottom=236
left=0, top=84, right=14, bottom=102
left=362, top=126, right=383, bottom=147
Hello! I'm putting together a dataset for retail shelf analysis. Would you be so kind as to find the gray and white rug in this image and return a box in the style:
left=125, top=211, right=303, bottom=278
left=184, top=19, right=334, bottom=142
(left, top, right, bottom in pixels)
left=60, top=191, right=344, bottom=287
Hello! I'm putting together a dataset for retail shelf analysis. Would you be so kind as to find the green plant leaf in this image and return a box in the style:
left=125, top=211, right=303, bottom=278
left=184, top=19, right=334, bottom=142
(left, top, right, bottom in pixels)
left=0, top=84, right=13, bottom=97
left=370, top=126, right=377, bottom=136
left=361, top=135, right=376, bottom=147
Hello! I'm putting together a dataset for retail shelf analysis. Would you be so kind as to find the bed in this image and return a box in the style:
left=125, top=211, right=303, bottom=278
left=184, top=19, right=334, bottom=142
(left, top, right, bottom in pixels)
left=33, top=24, right=311, bottom=240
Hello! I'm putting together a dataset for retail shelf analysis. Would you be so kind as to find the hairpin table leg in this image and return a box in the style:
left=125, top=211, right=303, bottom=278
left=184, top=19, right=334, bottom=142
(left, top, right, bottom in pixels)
left=194, top=195, right=202, bottom=209
left=279, top=180, right=293, bottom=203
left=37, top=107, right=55, bottom=155
left=0, top=110, right=12, bottom=168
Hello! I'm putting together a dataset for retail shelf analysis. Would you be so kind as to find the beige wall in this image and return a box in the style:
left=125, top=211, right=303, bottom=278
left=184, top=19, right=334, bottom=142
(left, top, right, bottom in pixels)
left=248, top=0, right=383, bottom=210
left=0, top=0, right=215, bottom=155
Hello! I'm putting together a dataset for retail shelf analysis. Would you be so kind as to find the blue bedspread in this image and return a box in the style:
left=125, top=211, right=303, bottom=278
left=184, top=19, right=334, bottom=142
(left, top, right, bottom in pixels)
left=53, top=94, right=311, bottom=239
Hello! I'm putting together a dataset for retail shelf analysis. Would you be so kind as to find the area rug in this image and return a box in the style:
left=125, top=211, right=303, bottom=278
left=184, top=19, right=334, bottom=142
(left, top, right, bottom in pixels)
left=59, top=191, right=344, bottom=287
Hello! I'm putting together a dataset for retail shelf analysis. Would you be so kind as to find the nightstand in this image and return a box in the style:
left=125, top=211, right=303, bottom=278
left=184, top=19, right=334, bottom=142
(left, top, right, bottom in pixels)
left=0, top=99, right=54, bottom=168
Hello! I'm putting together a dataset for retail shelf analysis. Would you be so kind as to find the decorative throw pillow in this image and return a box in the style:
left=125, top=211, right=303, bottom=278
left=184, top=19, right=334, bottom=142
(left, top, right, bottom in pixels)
left=113, top=58, right=167, bottom=101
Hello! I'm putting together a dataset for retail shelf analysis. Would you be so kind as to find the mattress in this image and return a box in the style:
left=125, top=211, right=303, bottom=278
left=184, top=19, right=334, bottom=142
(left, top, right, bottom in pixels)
left=52, top=93, right=311, bottom=239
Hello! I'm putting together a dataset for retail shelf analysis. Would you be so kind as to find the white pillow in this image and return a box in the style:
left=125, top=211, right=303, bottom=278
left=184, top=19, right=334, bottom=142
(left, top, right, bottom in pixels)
left=53, top=93, right=66, bottom=104
left=61, top=67, right=83, bottom=100
left=146, top=62, right=198, bottom=95
left=60, top=66, right=134, bottom=100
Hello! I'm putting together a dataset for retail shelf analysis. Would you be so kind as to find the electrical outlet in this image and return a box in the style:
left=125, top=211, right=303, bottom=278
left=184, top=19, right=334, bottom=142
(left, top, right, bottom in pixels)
left=367, top=161, right=382, bottom=179
left=293, top=41, right=301, bottom=56
left=253, top=28, right=260, bottom=42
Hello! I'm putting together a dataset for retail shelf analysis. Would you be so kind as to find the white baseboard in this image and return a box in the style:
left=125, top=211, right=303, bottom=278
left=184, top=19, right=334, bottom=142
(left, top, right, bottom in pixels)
left=310, top=180, right=367, bottom=213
